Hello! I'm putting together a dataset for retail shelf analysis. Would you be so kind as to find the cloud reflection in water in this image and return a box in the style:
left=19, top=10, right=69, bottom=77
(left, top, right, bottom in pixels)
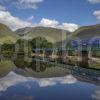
left=0, top=71, right=77, bottom=92
left=92, top=87, right=100, bottom=100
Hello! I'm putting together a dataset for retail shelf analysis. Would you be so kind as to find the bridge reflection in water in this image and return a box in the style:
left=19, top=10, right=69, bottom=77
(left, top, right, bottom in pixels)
left=13, top=54, right=100, bottom=86
left=25, top=47, right=99, bottom=69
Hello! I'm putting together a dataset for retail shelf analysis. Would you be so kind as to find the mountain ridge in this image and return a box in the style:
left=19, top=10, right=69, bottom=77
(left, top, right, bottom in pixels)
left=72, top=24, right=100, bottom=39
left=15, top=26, right=70, bottom=43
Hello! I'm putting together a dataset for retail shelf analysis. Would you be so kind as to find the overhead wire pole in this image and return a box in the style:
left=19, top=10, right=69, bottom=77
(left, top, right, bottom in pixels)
left=14, top=40, right=19, bottom=61
left=0, top=45, right=2, bottom=62
left=35, top=34, right=41, bottom=70
left=61, top=29, right=68, bottom=64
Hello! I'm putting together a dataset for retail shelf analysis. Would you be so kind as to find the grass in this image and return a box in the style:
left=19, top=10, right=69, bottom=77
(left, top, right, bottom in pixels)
left=0, top=60, right=16, bottom=78
left=89, top=60, right=100, bottom=70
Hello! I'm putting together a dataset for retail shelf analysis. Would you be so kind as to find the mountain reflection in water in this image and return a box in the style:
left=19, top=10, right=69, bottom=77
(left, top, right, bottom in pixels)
left=0, top=55, right=100, bottom=100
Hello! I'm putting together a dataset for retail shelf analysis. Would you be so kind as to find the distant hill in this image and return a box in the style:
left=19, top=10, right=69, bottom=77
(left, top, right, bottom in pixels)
left=71, top=24, right=100, bottom=40
left=0, top=23, right=19, bottom=44
left=15, top=27, right=70, bottom=43
left=1, top=23, right=99, bottom=46
left=56, top=24, right=100, bottom=47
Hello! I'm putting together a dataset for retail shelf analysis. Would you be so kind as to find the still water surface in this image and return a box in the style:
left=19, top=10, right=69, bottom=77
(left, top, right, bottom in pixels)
left=0, top=57, right=100, bottom=100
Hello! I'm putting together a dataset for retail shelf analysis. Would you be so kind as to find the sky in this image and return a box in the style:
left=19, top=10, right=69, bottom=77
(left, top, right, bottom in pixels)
left=0, top=0, right=100, bottom=32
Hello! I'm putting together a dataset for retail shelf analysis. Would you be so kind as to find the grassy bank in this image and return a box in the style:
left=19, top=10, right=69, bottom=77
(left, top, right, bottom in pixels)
left=0, top=60, right=16, bottom=78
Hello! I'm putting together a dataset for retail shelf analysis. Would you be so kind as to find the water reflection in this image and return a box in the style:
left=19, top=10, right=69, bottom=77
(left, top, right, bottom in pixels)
left=0, top=71, right=77, bottom=92
left=13, top=55, right=100, bottom=83
left=92, top=87, right=100, bottom=100
left=14, top=61, right=71, bottom=78
left=0, top=55, right=100, bottom=100
left=0, top=71, right=99, bottom=100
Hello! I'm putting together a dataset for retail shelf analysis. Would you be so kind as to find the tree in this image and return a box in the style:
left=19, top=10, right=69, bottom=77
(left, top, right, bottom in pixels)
left=30, top=37, right=53, bottom=56
left=1, top=43, right=15, bottom=58
left=66, top=42, right=76, bottom=56
left=45, top=42, right=53, bottom=57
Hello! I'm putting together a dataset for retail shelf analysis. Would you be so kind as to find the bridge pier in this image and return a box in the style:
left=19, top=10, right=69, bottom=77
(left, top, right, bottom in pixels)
left=78, top=41, right=90, bottom=68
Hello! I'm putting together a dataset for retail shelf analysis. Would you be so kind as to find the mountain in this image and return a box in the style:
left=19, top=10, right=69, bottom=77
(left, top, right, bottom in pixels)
left=15, top=24, right=100, bottom=47
left=0, top=23, right=19, bottom=44
left=15, top=27, right=70, bottom=43
left=71, top=24, right=100, bottom=40
left=55, top=24, right=100, bottom=47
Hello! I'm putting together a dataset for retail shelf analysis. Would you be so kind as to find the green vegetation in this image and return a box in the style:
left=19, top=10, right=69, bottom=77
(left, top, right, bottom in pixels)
left=0, top=60, right=15, bottom=78
left=66, top=42, right=78, bottom=56
left=14, top=55, right=30, bottom=69
left=30, top=37, right=53, bottom=56
left=72, top=24, right=100, bottom=39
left=15, top=26, right=68, bottom=43
left=92, top=50, right=100, bottom=58
left=0, top=23, right=19, bottom=44
left=1, top=43, right=15, bottom=58
left=31, top=37, right=50, bottom=49
left=0, top=23, right=100, bottom=71
left=89, top=60, right=100, bottom=70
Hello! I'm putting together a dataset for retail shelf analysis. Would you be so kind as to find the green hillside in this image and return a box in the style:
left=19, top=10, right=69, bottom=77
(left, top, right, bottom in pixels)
left=72, top=24, right=100, bottom=39
left=15, top=27, right=69, bottom=43
left=0, top=23, right=19, bottom=44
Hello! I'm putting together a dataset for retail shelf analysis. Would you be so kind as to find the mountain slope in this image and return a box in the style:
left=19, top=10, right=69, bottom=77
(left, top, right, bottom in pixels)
left=0, top=23, right=19, bottom=44
left=15, top=27, right=69, bottom=43
left=72, top=24, right=100, bottom=39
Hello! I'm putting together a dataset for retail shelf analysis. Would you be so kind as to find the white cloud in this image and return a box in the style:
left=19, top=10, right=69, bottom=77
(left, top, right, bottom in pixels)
left=0, top=10, right=33, bottom=30
left=27, top=16, right=34, bottom=22
left=59, top=23, right=79, bottom=32
left=93, top=10, right=100, bottom=20
left=38, top=75, right=77, bottom=87
left=0, top=12, right=79, bottom=31
left=18, top=0, right=43, bottom=9
left=89, top=0, right=100, bottom=21
left=0, top=71, right=77, bottom=92
left=0, top=0, right=43, bottom=9
left=39, top=18, right=59, bottom=27
left=39, top=18, right=79, bottom=32
left=88, top=0, right=100, bottom=4
left=37, top=79, right=56, bottom=87
left=0, top=71, right=28, bottom=92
